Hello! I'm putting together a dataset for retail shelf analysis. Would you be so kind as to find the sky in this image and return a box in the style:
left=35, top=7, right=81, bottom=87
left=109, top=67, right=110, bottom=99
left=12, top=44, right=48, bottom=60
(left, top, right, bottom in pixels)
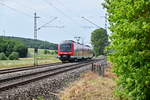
left=0, top=0, right=107, bottom=45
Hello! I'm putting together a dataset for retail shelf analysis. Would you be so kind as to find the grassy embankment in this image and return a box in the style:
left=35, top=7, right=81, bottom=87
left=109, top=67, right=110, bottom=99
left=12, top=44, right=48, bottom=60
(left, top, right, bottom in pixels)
left=0, top=48, right=60, bottom=69
left=59, top=64, right=118, bottom=100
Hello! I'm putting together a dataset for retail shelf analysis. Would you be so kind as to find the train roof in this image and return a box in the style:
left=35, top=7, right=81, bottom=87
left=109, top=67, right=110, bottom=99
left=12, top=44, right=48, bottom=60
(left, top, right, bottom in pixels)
left=60, top=40, right=91, bottom=48
left=61, top=40, right=75, bottom=44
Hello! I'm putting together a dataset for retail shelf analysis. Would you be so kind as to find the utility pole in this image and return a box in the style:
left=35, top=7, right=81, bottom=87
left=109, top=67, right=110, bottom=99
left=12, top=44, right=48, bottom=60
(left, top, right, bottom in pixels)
left=33, top=13, right=59, bottom=66
left=105, top=13, right=108, bottom=67
left=74, top=36, right=81, bottom=57
left=81, top=37, right=84, bottom=57
left=105, top=13, right=107, bottom=32
left=34, top=12, right=40, bottom=66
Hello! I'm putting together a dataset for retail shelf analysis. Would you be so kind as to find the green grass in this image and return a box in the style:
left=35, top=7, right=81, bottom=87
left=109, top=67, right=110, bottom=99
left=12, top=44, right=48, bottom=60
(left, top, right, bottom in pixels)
left=0, top=48, right=60, bottom=69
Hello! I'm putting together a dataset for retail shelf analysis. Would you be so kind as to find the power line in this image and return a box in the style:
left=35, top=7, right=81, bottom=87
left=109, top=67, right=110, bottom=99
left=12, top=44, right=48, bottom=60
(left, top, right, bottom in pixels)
left=0, top=2, right=33, bottom=18
left=81, top=17, right=101, bottom=28
left=6, top=0, right=37, bottom=12
left=53, top=0, right=84, bottom=25
left=81, top=26, right=95, bottom=29
left=37, top=17, right=58, bottom=30
left=43, top=0, right=81, bottom=27
left=54, top=0, right=98, bottom=30
left=53, top=0, right=73, bottom=14
left=0, top=1, right=53, bottom=24
left=81, top=15, right=108, bottom=30
left=54, top=0, right=65, bottom=6
left=44, top=0, right=106, bottom=30
left=0, top=1, right=60, bottom=27
left=11, top=1, right=57, bottom=22
left=44, top=1, right=70, bottom=19
left=42, top=25, right=64, bottom=29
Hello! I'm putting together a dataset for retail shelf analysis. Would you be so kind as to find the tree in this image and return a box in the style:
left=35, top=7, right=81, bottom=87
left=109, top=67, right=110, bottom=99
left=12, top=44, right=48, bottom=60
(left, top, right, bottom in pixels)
left=103, top=0, right=150, bottom=99
left=0, top=37, right=28, bottom=58
left=91, top=28, right=108, bottom=56
left=0, top=52, right=7, bottom=60
left=13, top=43, right=28, bottom=58
left=9, top=52, right=19, bottom=60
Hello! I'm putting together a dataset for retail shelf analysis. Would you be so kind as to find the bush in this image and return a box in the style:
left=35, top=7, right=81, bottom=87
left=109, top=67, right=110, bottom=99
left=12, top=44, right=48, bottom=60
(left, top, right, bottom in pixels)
left=9, top=52, right=19, bottom=60
left=44, top=49, right=50, bottom=54
left=54, top=51, right=58, bottom=54
left=104, top=0, right=150, bottom=100
left=51, top=51, right=58, bottom=55
left=0, top=52, right=7, bottom=60
left=50, top=51, right=54, bottom=55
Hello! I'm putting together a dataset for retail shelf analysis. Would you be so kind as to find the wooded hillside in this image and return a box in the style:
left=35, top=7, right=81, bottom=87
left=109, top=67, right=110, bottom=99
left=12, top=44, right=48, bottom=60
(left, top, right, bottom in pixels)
left=0, top=36, right=57, bottom=50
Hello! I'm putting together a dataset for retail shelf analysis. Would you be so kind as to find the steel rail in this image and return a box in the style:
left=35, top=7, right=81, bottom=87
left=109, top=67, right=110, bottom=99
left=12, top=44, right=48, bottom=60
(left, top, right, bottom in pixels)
left=0, top=58, right=101, bottom=74
left=0, top=61, right=89, bottom=83
left=0, top=62, right=63, bottom=74
left=0, top=61, right=94, bottom=92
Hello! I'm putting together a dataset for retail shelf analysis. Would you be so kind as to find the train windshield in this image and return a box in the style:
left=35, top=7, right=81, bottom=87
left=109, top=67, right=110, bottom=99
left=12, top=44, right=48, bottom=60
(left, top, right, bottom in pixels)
left=60, top=44, right=72, bottom=52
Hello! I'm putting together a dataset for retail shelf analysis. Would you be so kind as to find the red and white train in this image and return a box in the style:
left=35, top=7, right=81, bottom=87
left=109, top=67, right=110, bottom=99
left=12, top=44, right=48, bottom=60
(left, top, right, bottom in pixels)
left=58, top=40, right=93, bottom=62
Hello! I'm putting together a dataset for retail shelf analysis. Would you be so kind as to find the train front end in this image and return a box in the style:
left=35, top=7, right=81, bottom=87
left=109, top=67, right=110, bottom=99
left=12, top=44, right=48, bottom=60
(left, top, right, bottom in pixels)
left=58, top=40, right=74, bottom=62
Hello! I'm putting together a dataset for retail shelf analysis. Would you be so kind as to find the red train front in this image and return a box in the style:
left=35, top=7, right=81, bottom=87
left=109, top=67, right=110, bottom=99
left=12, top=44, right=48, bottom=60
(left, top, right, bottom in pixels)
left=58, top=40, right=93, bottom=62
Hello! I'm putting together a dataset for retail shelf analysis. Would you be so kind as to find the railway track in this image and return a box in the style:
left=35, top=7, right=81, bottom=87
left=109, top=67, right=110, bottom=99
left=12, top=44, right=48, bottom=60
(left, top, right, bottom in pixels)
left=0, top=62, right=62, bottom=74
left=0, top=60, right=98, bottom=92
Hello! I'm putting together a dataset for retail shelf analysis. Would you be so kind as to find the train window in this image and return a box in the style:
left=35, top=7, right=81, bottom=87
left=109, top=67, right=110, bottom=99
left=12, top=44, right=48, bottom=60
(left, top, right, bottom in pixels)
left=60, top=44, right=72, bottom=52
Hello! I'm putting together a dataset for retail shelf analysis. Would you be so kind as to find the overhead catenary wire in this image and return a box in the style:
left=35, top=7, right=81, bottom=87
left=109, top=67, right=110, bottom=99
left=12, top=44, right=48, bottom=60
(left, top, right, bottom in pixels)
left=81, top=17, right=101, bottom=28
left=6, top=0, right=37, bottom=13
left=0, top=1, right=63, bottom=30
left=37, top=17, right=58, bottom=30
left=0, top=1, right=56, bottom=24
left=43, top=0, right=82, bottom=27
left=44, top=1, right=71, bottom=19
left=53, top=0, right=105, bottom=29
left=53, top=0, right=74, bottom=15
left=54, top=0, right=65, bottom=7
left=11, top=1, right=57, bottom=22
left=0, top=2, right=33, bottom=18
left=44, top=0, right=107, bottom=30
left=53, top=0, right=87, bottom=27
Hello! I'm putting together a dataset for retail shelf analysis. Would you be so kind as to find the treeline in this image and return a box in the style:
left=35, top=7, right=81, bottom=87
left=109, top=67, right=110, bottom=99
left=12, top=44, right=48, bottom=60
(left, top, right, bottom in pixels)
left=0, top=37, right=28, bottom=60
left=0, top=36, right=58, bottom=50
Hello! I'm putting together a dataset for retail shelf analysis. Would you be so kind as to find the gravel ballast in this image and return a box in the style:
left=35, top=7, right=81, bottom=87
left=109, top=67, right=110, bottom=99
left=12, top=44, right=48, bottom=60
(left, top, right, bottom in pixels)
left=0, top=63, right=77, bottom=81
left=0, top=64, right=92, bottom=100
